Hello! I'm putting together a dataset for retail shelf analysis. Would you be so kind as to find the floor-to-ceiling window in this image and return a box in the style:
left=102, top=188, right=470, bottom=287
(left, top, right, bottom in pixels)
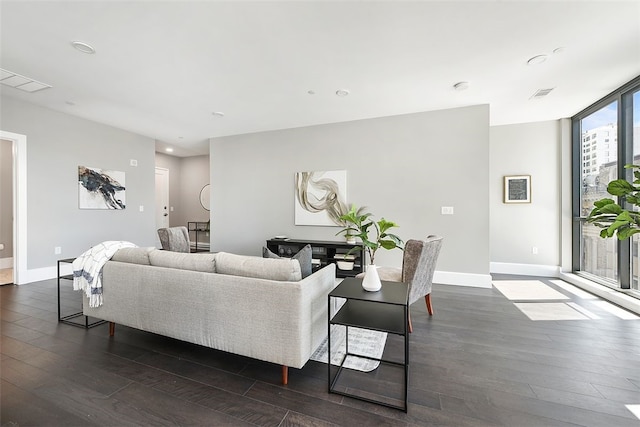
left=573, top=76, right=640, bottom=292
left=630, top=90, right=640, bottom=291
left=578, top=102, right=619, bottom=283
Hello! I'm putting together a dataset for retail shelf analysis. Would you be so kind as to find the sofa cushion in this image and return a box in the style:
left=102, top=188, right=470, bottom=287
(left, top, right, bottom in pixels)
left=262, top=244, right=312, bottom=278
left=111, top=247, right=154, bottom=265
left=216, top=252, right=302, bottom=281
left=149, top=250, right=216, bottom=273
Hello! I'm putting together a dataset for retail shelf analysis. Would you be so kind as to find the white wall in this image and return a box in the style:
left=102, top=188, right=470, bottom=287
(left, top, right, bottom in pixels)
left=490, top=120, right=567, bottom=276
left=211, top=105, right=491, bottom=287
left=1, top=96, right=157, bottom=282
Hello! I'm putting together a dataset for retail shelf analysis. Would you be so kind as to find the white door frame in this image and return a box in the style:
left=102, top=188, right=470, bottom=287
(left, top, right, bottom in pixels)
left=1, top=130, right=27, bottom=285
left=155, top=166, right=170, bottom=230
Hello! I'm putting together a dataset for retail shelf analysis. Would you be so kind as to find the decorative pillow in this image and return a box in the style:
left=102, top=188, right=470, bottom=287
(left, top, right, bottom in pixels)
left=148, top=250, right=216, bottom=273
left=263, top=244, right=312, bottom=278
left=216, top=252, right=302, bottom=281
left=111, top=247, right=154, bottom=265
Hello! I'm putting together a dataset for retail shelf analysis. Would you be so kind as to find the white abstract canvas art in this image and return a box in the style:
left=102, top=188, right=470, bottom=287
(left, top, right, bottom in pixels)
left=78, top=166, right=126, bottom=209
left=295, top=170, right=347, bottom=226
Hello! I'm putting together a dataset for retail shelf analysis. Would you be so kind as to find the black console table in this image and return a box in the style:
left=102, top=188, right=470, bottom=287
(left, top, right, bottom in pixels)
left=57, top=258, right=106, bottom=329
left=187, top=221, right=210, bottom=252
left=328, top=277, right=409, bottom=412
left=265, top=238, right=365, bottom=278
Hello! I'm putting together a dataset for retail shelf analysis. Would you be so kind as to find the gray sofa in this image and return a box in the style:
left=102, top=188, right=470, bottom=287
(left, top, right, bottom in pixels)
left=83, top=247, right=337, bottom=384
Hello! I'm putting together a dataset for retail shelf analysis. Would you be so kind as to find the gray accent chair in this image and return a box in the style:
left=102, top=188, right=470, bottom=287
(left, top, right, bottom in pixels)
left=157, top=226, right=191, bottom=253
left=360, top=235, right=443, bottom=332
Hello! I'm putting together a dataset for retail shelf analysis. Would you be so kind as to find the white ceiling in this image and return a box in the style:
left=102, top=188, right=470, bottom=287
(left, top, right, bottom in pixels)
left=1, top=1, right=639, bottom=157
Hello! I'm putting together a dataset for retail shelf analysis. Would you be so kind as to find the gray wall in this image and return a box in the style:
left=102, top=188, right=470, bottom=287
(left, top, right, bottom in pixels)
left=1, top=96, right=156, bottom=274
left=0, top=139, right=12, bottom=259
left=211, top=105, right=490, bottom=280
left=490, top=120, right=563, bottom=269
left=178, top=155, right=210, bottom=228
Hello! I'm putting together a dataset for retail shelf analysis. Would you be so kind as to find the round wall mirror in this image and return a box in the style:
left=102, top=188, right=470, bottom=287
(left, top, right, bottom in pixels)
left=200, top=184, right=210, bottom=211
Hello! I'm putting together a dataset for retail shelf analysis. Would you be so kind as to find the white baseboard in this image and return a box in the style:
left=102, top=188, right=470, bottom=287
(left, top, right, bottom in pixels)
left=490, top=262, right=561, bottom=277
left=434, top=270, right=493, bottom=288
left=0, top=257, right=13, bottom=269
left=559, top=272, right=640, bottom=315
left=18, top=262, right=492, bottom=290
left=17, top=264, right=73, bottom=285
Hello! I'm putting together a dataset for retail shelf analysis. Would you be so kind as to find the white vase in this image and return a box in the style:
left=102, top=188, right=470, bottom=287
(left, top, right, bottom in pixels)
left=362, top=264, right=382, bottom=292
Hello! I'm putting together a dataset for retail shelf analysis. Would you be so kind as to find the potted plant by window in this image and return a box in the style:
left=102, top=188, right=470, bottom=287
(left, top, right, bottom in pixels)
left=336, top=204, right=404, bottom=291
left=587, top=164, right=640, bottom=239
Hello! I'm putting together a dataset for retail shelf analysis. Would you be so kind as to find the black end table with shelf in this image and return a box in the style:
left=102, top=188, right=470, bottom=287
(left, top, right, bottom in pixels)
left=328, top=277, right=409, bottom=412
left=265, top=238, right=365, bottom=278
left=57, top=258, right=106, bottom=329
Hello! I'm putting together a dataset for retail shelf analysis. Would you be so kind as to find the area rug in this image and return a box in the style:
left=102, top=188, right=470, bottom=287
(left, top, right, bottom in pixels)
left=310, top=325, right=387, bottom=372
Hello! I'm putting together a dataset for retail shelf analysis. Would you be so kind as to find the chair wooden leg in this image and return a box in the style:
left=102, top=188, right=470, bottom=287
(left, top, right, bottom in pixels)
left=425, top=294, right=434, bottom=315
left=109, top=322, right=115, bottom=336
left=282, top=365, right=288, bottom=385
left=408, top=311, right=413, bottom=333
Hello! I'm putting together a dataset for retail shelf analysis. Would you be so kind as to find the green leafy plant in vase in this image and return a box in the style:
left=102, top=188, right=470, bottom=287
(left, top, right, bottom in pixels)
left=587, top=164, right=640, bottom=239
left=336, top=205, right=404, bottom=291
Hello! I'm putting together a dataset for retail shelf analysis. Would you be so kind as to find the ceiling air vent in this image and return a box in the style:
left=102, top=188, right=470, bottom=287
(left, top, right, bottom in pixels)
left=530, top=88, right=554, bottom=99
left=0, top=68, right=51, bottom=93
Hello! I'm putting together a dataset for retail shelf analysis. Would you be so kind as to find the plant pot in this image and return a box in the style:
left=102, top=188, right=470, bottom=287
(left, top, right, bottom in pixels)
left=362, top=264, right=381, bottom=292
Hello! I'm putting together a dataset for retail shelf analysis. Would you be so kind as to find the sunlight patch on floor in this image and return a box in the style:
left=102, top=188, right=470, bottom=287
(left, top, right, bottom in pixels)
left=626, top=404, right=640, bottom=420
left=0, top=268, right=12, bottom=285
left=590, top=301, right=640, bottom=320
left=550, top=280, right=597, bottom=299
left=514, top=303, right=590, bottom=321
left=493, top=280, right=569, bottom=301
left=566, top=302, right=600, bottom=319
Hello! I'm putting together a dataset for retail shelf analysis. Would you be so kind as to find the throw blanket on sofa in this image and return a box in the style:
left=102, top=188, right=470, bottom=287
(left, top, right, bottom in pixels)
left=73, top=241, right=137, bottom=307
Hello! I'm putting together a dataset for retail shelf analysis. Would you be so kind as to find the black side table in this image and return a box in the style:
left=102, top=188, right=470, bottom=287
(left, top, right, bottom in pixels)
left=328, top=277, right=409, bottom=412
left=57, top=258, right=106, bottom=328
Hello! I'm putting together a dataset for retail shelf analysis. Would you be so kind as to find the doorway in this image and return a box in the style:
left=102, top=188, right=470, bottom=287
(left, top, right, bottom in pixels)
left=155, top=167, right=170, bottom=245
left=0, top=130, right=26, bottom=285
left=0, top=139, right=13, bottom=284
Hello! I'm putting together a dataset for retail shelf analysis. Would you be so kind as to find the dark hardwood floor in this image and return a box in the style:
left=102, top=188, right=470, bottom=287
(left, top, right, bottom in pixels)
left=2, top=275, right=640, bottom=426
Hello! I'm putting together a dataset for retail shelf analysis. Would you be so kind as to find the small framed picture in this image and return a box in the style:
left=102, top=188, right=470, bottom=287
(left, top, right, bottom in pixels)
left=504, top=175, right=531, bottom=203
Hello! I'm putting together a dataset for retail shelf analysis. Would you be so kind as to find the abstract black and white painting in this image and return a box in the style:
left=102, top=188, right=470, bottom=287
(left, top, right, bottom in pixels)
left=78, top=166, right=126, bottom=209
left=295, top=170, right=347, bottom=226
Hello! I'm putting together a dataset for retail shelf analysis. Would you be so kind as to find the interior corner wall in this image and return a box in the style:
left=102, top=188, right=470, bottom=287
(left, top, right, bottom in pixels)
left=155, top=152, right=182, bottom=227
left=490, top=120, right=563, bottom=275
left=1, top=96, right=156, bottom=282
left=211, top=105, right=491, bottom=284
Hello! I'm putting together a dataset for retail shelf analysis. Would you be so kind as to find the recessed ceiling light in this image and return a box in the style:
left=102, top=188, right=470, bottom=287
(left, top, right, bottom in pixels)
left=336, top=89, right=350, bottom=97
left=212, top=112, right=225, bottom=118
left=307, top=90, right=315, bottom=95
left=453, top=81, right=470, bottom=91
left=165, top=148, right=174, bottom=153
left=553, top=47, right=567, bottom=54
left=527, top=54, right=548, bottom=66
left=71, top=41, right=95, bottom=54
